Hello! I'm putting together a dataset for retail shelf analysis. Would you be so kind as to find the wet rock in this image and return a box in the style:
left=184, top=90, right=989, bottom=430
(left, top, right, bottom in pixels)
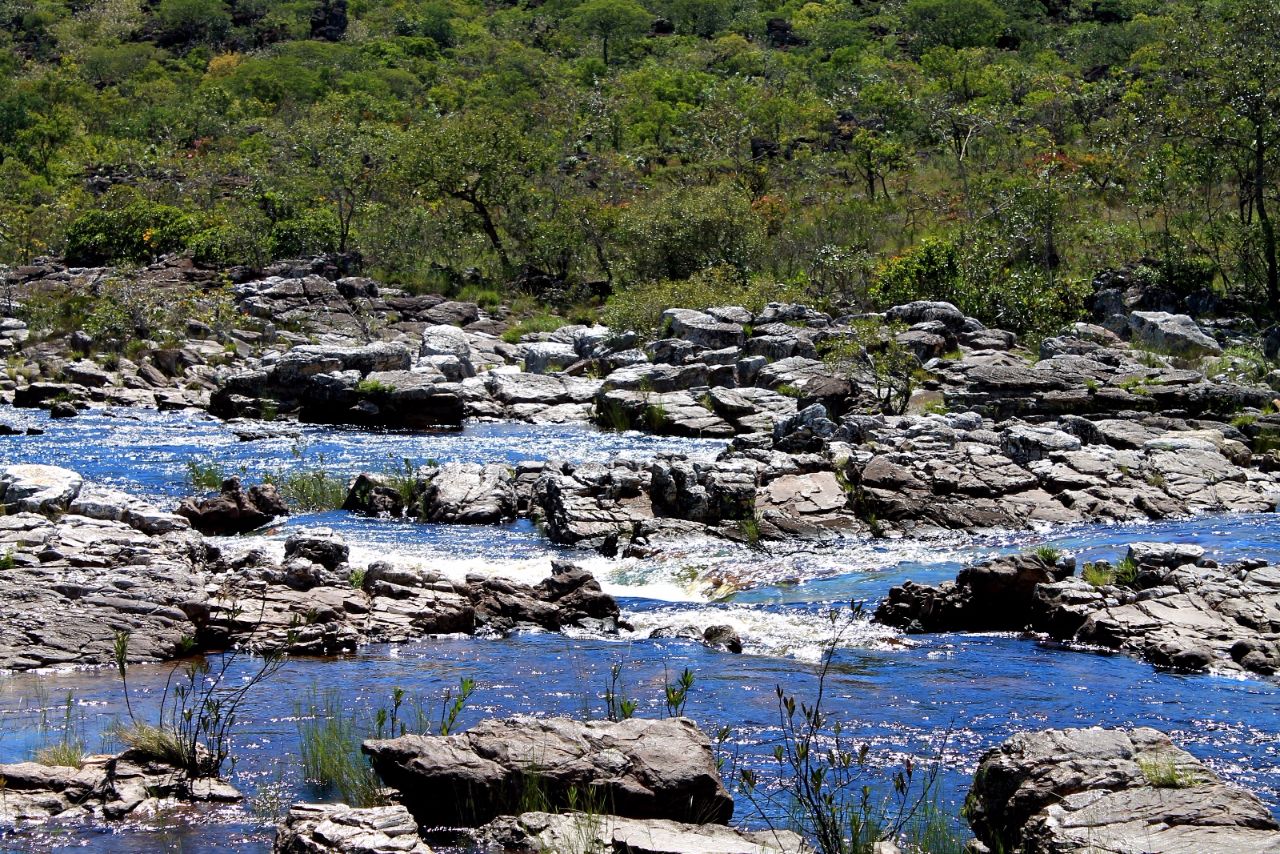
left=965, top=727, right=1280, bottom=854
left=874, top=554, right=1068, bottom=633
left=343, top=473, right=407, bottom=517
left=363, top=716, right=733, bottom=828
left=877, top=542, right=1280, bottom=677
left=175, top=476, right=289, bottom=535
left=468, top=560, right=620, bottom=633
left=49, top=399, right=79, bottom=418
left=415, top=463, right=517, bottom=523
left=702, top=624, right=744, bottom=653
left=481, top=812, right=810, bottom=854
left=275, top=803, right=433, bottom=854
left=284, top=528, right=350, bottom=570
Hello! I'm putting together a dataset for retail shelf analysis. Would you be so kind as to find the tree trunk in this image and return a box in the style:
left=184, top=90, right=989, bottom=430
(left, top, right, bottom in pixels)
left=1255, top=129, right=1279, bottom=315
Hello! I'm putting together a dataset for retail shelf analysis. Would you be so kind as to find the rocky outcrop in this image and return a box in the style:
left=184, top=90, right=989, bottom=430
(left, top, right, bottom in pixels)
left=0, top=750, right=240, bottom=823
left=0, top=463, right=83, bottom=514
left=362, top=716, right=733, bottom=828
left=468, top=560, right=622, bottom=633
left=176, top=476, right=289, bottom=534
left=275, top=804, right=432, bottom=854
left=481, top=812, right=811, bottom=854
left=965, top=727, right=1280, bottom=853
left=876, top=542, right=1280, bottom=676
left=874, top=554, right=1071, bottom=633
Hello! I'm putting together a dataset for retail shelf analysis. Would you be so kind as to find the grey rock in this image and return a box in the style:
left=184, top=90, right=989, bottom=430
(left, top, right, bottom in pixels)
left=1128, top=311, right=1222, bottom=357
left=274, top=803, right=432, bottom=853
left=965, top=727, right=1280, bottom=854
left=0, top=464, right=84, bottom=515
left=363, top=716, right=733, bottom=828
left=482, top=812, right=810, bottom=854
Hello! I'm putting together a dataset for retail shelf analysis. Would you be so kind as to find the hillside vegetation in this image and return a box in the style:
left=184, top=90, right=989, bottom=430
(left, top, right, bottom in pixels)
left=2, top=0, right=1279, bottom=332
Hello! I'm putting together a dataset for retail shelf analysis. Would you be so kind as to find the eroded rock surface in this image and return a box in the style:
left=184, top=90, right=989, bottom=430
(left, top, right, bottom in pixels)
left=965, top=727, right=1280, bottom=853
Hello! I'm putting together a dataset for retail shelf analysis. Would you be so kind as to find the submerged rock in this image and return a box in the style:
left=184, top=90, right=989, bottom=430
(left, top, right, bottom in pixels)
left=363, top=716, right=733, bottom=828
left=965, top=727, right=1280, bottom=853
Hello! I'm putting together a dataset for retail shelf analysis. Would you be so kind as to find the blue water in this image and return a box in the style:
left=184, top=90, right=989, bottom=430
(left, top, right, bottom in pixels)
left=1, top=405, right=1278, bottom=851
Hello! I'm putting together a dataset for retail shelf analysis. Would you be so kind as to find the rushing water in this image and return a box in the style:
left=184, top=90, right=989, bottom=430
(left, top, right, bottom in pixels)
left=1, top=405, right=1279, bottom=852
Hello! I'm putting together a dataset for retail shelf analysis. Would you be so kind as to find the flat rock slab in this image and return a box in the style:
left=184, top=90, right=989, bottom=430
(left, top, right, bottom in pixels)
left=482, top=811, right=812, bottom=854
left=275, top=804, right=432, bottom=854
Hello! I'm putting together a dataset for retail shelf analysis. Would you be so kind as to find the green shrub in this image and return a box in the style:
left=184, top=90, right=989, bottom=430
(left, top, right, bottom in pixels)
left=603, top=267, right=805, bottom=338
left=616, top=184, right=764, bottom=283
left=501, top=313, right=565, bottom=344
left=64, top=200, right=196, bottom=266
left=1031, top=545, right=1061, bottom=564
left=1081, top=562, right=1115, bottom=587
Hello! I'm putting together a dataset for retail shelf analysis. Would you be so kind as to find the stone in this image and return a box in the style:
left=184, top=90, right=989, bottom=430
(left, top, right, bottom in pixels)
left=1128, top=311, right=1222, bottom=357
left=481, top=812, right=811, bottom=854
left=415, top=463, right=517, bottom=524
left=175, top=476, right=289, bottom=535
left=885, top=301, right=966, bottom=331
left=363, top=716, right=733, bottom=828
left=965, top=727, right=1280, bottom=854
left=275, top=804, right=432, bottom=854
left=521, top=341, right=579, bottom=374
left=284, top=528, right=350, bottom=570
left=0, top=464, right=83, bottom=515
left=468, top=560, right=620, bottom=633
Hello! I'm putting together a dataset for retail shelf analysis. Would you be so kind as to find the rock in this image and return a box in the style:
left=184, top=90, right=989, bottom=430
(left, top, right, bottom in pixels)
left=877, top=542, right=1280, bottom=677
left=999, top=424, right=1081, bottom=464
left=49, top=400, right=79, bottom=418
left=660, top=308, right=746, bottom=350
left=284, top=528, right=350, bottom=570
left=702, top=624, right=744, bottom=654
left=965, top=727, right=1280, bottom=854
left=874, top=554, right=1067, bottom=633
left=175, top=476, right=289, bottom=535
left=69, top=485, right=190, bottom=535
left=469, top=561, right=620, bottom=633
left=0, top=464, right=83, bottom=515
left=0, top=750, right=240, bottom=823
left=1128, top=311, right=1222, bottom=357
left=275, top=804, right=432, bottom=854
left=415, top=463, right=517, bottom=524
left=481, top=812, right=810, bottom=854
left=520, top=341, right=579, bottom=374
left=363, top=716, right=733, bottom=828
left=885, top=301, right=966, bottom=331
left=343, top=473, right=407, bottom=517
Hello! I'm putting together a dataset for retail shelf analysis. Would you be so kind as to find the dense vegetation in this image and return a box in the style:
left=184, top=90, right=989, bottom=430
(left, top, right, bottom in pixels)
left=3, top=0, right=1280, bottom=332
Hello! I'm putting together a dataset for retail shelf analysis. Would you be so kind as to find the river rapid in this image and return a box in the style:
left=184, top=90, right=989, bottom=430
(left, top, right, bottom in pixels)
left=1, top=406, right=1278, bottom=851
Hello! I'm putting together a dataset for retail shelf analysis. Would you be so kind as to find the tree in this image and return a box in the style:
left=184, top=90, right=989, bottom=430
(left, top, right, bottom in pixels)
left=289, top=95, right=397, bottom=254
left=1150, top=0, right=1280, bottom=316
left=904, top=0, right=1006, bottom=52
left=571, top=0, right=651, bottom=65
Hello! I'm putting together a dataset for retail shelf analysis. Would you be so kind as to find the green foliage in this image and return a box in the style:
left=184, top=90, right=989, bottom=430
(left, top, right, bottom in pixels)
left=822, top=321, right=920, bottom=415
left=501, top=313, right=566, bottom=344
left=186, top=459, right=227, bottom=491
left=1031, top=546, right=1061, bottom=564
left=355, top=378, right=396, bottom=395
left=1082, top=562, right=1114, bottom=587
left=297, top=688, right=387, bottom=808
left=64, top=201, right=195, bottom=266
left=1139, top=757, right=1198, bottom=789
left=905, top=0, right=1006, bottom=51
left=604, top=268, right=804, bottom=338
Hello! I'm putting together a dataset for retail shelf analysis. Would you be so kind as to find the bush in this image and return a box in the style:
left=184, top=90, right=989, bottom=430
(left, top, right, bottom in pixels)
left=603, top=267, right=805, bottom=338
left=616, top=184, right=764, bottom=284
left=64, top=200, right=196, bottom=266
left=270, top=208, right=340, bottom=258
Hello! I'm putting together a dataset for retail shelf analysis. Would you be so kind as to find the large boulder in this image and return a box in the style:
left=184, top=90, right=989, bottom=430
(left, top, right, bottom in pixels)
left=415, top=463, right=517, bottom=524
left=1127, top=311, right=1221, bottom=357
left=0, top=464, right=84, bottom=515
left=965, top=727, right=1280, bottom=854
left=175, top=476, right=289, bottom=535
left=363, top=716, right=733, bottom=828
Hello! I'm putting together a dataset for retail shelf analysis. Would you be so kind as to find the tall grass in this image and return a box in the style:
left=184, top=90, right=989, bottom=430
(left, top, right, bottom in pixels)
left=297, top=688, right=386, bottom=807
